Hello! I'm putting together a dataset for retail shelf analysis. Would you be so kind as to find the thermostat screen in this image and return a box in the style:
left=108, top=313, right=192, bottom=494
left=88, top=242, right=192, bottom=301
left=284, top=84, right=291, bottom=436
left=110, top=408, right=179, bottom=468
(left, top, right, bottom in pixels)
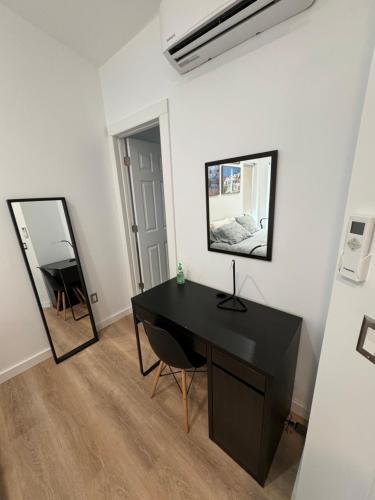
left=351, top=221, right=365, bottom=235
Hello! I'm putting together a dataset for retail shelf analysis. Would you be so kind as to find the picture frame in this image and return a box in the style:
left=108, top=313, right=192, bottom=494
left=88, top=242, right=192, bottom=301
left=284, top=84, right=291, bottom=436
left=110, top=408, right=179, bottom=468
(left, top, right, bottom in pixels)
left=207, top=165, right=220, bottom=196
left=221, top=164, right=241, bottom=194
left=357, top=315, right=375, bottom=365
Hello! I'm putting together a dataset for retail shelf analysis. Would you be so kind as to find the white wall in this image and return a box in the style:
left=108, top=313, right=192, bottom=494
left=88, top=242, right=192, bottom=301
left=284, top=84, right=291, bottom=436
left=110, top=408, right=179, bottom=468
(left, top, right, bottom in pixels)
left=12, top=202, right=51, bottom=308
left=0, top=4, right=129, bottom=380
left=21, top=200, right=72, bottom=265
left=210, top=192, right=242, bottom=221
left=294, top=48, right=375, bottom=500
left=100, top=0, right=375, bottom=416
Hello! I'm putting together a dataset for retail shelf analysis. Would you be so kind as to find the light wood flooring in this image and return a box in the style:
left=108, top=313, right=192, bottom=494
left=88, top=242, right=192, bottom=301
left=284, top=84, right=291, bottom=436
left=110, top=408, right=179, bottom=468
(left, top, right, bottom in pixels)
left=0, top=315, right=304, bottom=499
left=44, top=304, right=94, bottom=357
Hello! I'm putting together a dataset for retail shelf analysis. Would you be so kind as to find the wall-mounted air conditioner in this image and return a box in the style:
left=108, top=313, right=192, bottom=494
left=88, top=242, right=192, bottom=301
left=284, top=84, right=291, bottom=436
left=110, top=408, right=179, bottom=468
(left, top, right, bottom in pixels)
left=160, top=0, right=314, bottom=74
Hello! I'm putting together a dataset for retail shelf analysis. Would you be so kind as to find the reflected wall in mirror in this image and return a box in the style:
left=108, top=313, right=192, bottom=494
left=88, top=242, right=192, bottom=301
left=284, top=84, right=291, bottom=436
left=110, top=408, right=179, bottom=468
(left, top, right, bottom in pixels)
left=7, top=198, right=98, bottom=362
left=205, top=151, right=277, bottom=261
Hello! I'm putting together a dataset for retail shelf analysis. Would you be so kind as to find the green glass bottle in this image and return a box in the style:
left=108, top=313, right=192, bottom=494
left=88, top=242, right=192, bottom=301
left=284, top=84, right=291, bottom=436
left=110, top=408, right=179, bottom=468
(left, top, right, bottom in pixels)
left=176, top=262, right=185, bottom=285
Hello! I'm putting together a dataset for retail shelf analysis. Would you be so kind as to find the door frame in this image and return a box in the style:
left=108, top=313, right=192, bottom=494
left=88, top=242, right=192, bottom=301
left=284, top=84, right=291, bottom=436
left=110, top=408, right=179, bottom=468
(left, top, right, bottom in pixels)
left=108, top=99, right=177, bottom=296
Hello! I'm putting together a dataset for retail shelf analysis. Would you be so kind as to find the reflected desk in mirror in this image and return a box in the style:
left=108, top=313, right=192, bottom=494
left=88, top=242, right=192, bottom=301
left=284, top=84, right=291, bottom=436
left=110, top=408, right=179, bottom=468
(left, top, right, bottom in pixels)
left=205, top=151, right=277, bottom=261
left=7, top=197, right=98, bottom=362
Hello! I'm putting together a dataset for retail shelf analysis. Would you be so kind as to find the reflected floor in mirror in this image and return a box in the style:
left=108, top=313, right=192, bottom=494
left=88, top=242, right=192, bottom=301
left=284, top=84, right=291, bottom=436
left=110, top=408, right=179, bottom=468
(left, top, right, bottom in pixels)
left=0, top=315, right=304, bottom=500
left=44, top=304, right=93, bottom=358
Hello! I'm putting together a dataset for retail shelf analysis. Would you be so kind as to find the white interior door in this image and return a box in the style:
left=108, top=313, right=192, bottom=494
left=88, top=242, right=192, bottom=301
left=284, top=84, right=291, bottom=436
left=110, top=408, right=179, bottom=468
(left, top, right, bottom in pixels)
left=127, top=137, right=169, bottom=291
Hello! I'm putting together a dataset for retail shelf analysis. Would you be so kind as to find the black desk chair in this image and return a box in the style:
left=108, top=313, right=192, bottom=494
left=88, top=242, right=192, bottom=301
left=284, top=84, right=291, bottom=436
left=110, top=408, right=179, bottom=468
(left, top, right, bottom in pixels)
left=39, top=268, right=67, bottom=320
left=142, top=320, right=206, bottom=433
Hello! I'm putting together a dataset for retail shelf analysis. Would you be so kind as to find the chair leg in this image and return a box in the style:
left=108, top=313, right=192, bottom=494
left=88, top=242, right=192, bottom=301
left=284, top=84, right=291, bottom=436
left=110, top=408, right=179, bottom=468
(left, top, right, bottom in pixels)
left=62, top=292, right=66, bottom=321
left=73, top=287, right=84, bottom=304
left=181, top=370, right=189, bottom=433
left=76, top=287, right=86, bottom=303
left=151, top=361, right=165, bottom=398
left=56, top=291, right=61, bottom=316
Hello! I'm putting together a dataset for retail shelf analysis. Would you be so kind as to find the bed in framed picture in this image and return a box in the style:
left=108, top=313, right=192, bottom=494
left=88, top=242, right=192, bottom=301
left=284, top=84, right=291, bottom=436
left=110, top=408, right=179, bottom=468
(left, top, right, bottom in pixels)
left=205, top=151, right=277, bottom=261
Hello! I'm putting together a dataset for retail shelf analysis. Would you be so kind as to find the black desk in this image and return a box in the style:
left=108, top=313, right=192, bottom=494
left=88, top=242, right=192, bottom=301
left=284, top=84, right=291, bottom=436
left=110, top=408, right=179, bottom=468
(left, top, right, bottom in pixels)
left=41, top=259, right=88, bottom=321
left=42, top=259, right=78, bottom=279
left=131, top=279, right=302, bottom=485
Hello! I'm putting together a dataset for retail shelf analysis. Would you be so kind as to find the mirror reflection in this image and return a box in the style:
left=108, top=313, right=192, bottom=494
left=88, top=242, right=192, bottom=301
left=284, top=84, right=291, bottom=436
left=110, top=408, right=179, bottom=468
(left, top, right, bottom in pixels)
left=9, top=199, right=97, bottom=360
left=206, top=151, right=277, bottom=261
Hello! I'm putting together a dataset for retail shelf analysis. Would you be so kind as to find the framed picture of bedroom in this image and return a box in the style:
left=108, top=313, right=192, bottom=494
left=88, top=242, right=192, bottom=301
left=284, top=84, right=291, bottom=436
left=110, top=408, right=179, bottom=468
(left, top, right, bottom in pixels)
left=205, top=150, right=278, bottom=261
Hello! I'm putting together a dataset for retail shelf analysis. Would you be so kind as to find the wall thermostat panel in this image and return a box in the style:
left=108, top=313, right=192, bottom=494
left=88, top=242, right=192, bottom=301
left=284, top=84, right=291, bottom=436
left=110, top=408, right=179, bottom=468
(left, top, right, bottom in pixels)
left=339, top=215, right=375, bottom=282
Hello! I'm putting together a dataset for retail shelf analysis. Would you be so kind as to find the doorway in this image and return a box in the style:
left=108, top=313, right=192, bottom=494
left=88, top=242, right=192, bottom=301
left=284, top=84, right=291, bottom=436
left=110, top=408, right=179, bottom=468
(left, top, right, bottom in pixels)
left=121, top=124, right=170, bottom=293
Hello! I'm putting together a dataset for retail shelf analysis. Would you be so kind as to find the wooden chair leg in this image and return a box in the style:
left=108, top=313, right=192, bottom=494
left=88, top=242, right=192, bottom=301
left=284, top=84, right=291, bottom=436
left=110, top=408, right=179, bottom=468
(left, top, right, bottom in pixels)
left=76, top=287, right=86, bottom=303
left=62, top=292, right=66, bottom=321
left=73, top=287, right=84, bottom=304
left=181, top=370, right=189, bottom=433
left=56, top=291, right=61, bottom=316
left=151, top=361, right=165, bottom=398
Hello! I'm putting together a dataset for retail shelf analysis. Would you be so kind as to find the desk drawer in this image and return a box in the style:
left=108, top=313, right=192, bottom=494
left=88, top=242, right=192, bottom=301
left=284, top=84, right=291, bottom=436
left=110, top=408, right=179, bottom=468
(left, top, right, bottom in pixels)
left=212, top=347, right=265, bottom=393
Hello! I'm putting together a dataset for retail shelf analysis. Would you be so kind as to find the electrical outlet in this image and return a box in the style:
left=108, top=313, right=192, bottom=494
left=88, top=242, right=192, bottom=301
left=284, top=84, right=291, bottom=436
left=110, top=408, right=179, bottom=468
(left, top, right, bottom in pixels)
left=90, top=293, right=98, bottom=304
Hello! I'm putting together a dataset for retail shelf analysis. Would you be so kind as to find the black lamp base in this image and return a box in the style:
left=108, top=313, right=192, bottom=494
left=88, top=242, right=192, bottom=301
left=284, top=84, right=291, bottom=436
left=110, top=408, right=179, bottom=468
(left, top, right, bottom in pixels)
left=217, top=295, right=247, bottom=312
left=217, top=260, right=247, bottom=313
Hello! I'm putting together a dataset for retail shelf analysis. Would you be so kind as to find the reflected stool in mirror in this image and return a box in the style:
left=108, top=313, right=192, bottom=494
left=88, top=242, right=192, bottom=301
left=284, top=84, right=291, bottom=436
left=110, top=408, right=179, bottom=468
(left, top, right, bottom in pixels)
left=142, top=320, right=206, bottom=433
left=39, top=267, right=67, bottom=321
left=71, top=285, right=86, bottom=306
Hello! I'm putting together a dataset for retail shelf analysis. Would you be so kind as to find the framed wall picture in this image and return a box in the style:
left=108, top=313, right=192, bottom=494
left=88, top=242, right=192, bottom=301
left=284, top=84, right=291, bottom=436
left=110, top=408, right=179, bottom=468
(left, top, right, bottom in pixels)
left=207, top=165, right=220, bottom=196
left=221, top=164, right=241, bottom=194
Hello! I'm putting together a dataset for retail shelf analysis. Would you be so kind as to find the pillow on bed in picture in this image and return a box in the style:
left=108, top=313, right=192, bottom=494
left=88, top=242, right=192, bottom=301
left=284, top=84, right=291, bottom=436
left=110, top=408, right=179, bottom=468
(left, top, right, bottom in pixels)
left=210, top=217, right=235, bottom=230
left=212, top=221, right=252, bottom=245
left=235, top=215, right=258, bottom=234
left=210, top=228, right=217, bottom=242
left=210, top=217, right=234, bottom=242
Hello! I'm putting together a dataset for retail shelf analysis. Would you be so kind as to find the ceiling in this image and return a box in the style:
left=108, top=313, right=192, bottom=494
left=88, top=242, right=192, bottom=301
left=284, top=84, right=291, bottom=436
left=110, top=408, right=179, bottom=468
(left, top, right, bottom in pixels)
left=1, top=0, right=161, bottom=66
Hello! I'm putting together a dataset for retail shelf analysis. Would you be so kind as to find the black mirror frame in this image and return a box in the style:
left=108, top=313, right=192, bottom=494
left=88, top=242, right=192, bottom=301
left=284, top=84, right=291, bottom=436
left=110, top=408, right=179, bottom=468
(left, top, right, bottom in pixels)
left=205, top=150, right=278, bottom=262
left=357, top=315, right=375, bottom=365
left=7, top=197, right=99, bottom=363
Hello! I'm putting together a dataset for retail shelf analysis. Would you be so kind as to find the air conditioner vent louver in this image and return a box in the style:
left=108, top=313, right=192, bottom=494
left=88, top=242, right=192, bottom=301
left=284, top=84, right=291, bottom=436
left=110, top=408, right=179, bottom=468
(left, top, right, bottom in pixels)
left=179, top=54, right=200, bottom=68
left=169, top=0, right=263, bottom=56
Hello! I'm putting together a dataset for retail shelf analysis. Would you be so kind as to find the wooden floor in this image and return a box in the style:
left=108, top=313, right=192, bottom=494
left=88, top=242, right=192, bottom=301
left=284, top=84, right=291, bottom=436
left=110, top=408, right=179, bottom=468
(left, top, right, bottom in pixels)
left=44, top=304, right=94, bottom=357
left=0, top=315, right=304, bottom=500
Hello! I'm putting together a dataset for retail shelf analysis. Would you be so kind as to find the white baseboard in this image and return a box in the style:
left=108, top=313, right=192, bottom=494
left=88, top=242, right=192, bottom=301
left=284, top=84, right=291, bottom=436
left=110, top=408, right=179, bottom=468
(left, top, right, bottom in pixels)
left=0, top=348, right=52, bottom=385
left=291, top=398, right=310, bottom=421
left=0, top=308, right=132, bottom=385
left=96, top=306, right=132, bottom=330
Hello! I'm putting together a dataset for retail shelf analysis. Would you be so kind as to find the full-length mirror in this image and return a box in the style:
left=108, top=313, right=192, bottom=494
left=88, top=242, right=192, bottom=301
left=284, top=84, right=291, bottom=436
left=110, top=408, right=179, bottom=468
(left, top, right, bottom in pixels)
left=7, top=198, right=98, bottom=362
left=205, top=151, right=277, bottom=261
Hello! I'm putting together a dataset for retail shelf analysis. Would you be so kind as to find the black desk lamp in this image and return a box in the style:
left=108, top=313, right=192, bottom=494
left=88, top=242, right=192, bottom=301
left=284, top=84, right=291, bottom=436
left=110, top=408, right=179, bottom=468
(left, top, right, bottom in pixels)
left=60, top=239, right=73, bottom=248
left=59, top=240, right=76, bottom=262
left=217, top=260, right=247, bottom=312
